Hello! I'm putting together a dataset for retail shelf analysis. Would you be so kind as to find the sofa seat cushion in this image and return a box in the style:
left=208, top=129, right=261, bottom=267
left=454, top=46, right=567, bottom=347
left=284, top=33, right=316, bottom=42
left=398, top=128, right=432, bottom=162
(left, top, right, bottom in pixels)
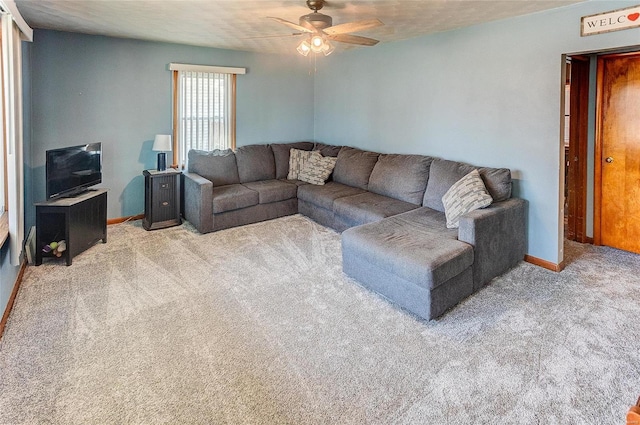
left=342, top=213, right=473, bottom=290
left=389, top=207, right=459, bottom=239
left=212, top=184, right=259, bottom=213
left=280, top=178, right=309, bottom=187
left=242, top=180, right=298, bottom=204
left=368, top=154, right=433, bottom=205
left=297, top=181, right=366, bottom=211
left=333, top=192, right=419, bottom=227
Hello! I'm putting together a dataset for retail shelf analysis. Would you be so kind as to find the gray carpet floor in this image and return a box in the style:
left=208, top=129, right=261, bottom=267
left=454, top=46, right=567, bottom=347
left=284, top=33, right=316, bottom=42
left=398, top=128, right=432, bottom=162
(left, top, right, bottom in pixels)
left=0, top=214, right=638, bottom=424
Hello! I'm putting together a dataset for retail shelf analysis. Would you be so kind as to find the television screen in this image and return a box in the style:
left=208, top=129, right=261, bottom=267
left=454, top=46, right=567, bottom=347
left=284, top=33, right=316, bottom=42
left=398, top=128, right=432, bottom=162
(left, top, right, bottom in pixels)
left=46, top=143, right=102, bottom=199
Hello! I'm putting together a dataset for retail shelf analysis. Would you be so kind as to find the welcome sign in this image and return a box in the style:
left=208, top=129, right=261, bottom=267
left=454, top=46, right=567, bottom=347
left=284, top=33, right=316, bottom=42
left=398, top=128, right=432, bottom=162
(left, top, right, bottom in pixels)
left=581, top=4, right=640, bottom=36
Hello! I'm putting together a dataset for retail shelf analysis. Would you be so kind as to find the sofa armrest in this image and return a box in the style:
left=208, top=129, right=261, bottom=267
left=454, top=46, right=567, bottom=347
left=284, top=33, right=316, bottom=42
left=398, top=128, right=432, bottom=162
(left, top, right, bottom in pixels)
left=458, top=198, right=527, bottom=290
left=182, top=172, right=214, bottom=234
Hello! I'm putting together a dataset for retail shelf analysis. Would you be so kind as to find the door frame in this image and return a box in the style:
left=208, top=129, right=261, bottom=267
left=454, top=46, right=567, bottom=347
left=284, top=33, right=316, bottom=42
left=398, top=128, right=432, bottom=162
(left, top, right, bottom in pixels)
left=593, top=51, right=640, bottom=246
left=565, top=55, right=590, bottom=243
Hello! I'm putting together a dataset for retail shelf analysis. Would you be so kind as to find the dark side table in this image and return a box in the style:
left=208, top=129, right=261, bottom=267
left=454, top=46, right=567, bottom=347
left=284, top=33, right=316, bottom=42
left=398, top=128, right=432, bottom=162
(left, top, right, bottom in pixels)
left=143, top=169, right=182, bottom=230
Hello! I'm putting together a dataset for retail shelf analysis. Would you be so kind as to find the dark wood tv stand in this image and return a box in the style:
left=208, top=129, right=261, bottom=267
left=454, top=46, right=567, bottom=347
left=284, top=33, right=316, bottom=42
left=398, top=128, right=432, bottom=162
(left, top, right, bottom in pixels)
left=35, top=189, right=107, bottom=266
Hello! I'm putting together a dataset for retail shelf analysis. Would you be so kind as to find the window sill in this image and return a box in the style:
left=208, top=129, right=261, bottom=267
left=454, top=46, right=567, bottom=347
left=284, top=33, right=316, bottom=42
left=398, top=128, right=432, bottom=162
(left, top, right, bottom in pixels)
left=0, top=213, right=8, bottom=248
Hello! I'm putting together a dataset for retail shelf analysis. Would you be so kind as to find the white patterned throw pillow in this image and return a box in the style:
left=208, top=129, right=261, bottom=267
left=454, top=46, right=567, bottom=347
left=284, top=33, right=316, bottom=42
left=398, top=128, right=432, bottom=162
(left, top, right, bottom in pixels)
left=298, top=152, right=337, bottom=185
left=287, top=148, right=314, bottom=180
left=442, top=169, right=493, bottom=229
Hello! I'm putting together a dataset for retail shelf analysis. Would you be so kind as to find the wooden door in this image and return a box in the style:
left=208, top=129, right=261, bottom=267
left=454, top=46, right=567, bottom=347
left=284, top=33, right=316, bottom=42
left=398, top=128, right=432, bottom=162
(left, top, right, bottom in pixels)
left=596, top=52, right=640, bottom=254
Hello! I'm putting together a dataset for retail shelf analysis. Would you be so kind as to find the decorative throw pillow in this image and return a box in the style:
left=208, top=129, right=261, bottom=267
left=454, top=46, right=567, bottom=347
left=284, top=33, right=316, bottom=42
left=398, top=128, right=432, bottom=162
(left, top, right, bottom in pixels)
left=288, top=148, right=315, bottom=180
left=298, top=152, right=337, bottom=185
left=442, top=169, right=493, bottom=229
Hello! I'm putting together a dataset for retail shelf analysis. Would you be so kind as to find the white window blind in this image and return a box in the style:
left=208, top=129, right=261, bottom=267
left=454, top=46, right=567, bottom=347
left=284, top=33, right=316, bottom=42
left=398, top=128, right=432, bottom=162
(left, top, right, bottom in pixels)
left=170, top=63, right=245, bottom=169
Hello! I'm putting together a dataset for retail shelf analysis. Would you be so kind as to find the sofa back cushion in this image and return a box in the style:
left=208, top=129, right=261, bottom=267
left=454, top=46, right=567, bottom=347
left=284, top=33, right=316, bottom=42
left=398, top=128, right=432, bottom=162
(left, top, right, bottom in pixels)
left=368, top=154, right=434, bottom=205
left=313, top=142, right=343, bottom=157
left=423, top=159, right=512, bottom=212
left=188, top=149, right=240, bottom=186
left=235, top=144, right=276, bottom=183
left=270, top=141, right=314, bottom=179
left=333, top=147, right=380, bottom=190
left=478, top=166, right=512, bottom=202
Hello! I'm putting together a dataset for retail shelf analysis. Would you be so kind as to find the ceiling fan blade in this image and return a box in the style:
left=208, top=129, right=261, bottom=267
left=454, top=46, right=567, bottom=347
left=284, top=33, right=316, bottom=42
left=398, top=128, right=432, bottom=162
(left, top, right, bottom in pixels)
left=323, top=18, right=383, bottom=35
left=267, top=17, right=314, bottom=34
left=243, top=33, right=304, bottom=39
left=327, top=33, right=379, bottom=46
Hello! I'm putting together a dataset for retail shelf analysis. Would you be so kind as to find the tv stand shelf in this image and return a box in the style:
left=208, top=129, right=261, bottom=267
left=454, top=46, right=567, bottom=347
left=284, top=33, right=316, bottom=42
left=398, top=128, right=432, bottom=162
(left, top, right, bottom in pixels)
left=35, top=189, right=107, bottom=266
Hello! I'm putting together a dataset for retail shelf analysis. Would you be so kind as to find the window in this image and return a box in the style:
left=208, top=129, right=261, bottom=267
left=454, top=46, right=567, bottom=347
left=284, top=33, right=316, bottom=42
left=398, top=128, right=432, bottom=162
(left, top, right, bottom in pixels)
left=170, top=63, right=246, bottom=169
left=0, top=12, right=31, bottom=264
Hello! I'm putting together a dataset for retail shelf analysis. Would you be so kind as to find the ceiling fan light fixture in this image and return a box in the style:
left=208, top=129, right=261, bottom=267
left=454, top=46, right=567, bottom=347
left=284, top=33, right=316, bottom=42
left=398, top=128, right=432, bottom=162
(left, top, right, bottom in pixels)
left=310, top=35, right=324, bottom=52
left=297, top=39, right=311, bottom=56
left=321, top=40, right=335, bottom=56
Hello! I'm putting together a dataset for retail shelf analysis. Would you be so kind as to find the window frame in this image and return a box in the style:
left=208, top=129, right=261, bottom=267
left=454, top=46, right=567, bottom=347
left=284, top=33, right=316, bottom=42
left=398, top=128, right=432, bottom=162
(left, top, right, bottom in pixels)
left=169, top=63, right=245, bottom=169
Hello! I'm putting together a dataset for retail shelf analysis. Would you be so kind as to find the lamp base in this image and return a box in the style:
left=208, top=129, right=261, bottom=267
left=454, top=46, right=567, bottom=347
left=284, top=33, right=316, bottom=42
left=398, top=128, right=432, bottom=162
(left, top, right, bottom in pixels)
left=157, top=152, right=167, bottom=171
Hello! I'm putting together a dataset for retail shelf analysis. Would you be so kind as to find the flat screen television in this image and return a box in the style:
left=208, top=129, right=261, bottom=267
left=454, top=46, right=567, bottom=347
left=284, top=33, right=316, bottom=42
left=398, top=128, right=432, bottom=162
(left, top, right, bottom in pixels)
left=46, top=143, right=102, bottom=200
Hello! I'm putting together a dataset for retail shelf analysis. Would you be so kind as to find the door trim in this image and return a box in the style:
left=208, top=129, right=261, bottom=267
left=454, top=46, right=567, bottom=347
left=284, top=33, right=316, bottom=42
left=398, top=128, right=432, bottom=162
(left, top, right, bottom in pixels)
left=594, top=56, right=604, bottom=245
left=566, top=56, right=589, bottom=243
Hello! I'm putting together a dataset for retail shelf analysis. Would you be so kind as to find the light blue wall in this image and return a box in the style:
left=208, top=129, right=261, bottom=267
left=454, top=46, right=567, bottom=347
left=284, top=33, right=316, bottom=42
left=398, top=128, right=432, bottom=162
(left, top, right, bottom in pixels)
left=28, top=30, right=314, bottom=220
left=313, top=0, right=640, bottom=264
left=0, top=241, right=20, bottom=323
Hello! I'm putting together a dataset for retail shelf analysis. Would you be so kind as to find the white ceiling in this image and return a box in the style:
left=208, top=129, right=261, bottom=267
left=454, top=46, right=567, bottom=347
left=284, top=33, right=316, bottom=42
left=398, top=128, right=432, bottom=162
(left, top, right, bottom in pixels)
left=15, top=0, right=585, bottom=55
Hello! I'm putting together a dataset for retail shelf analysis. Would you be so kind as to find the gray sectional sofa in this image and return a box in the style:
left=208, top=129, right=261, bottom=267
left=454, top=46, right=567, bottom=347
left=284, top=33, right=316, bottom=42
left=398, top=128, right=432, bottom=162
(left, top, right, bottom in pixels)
left=182, top=142, right=527, bottom=321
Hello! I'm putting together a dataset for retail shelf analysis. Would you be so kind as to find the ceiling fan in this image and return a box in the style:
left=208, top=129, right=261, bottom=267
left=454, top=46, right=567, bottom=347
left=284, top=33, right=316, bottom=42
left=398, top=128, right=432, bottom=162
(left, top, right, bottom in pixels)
left=267, top=0, right=384, bottom=56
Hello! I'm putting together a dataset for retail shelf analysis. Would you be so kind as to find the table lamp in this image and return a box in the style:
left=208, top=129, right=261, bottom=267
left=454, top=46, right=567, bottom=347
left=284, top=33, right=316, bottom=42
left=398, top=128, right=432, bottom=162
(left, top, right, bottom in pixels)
left=152, top=134, right=172, bottom=171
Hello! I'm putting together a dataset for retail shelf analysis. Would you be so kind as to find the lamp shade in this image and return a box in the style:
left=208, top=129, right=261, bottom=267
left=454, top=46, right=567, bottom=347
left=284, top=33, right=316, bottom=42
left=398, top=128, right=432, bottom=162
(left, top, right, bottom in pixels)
left=152, top=134, right=172, bottom=151
left=296, top=40, right=311, bottom=56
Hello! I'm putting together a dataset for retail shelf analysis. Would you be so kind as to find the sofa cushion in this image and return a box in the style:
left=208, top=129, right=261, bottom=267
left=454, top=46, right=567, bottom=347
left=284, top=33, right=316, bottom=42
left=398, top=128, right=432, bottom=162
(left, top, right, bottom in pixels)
left=298, top=152, right=337, bottom=185
left=270, top=142, right=314, bottom=179
left=235, top=144, right=276, bottom=183
left=298, top=181, right=366, bottom=211
left=333, top=192, right=419, bottom=227
left=242, top=180, right=298, bottom=204
left=333, top=147, right=379, bottom=190
left=279, top=178, right=309, bottom=187
left=188, top=149, right=240, bottom=186
left=390, top=207, right=459, bottom=239
left=368, top=154, right=433, bottom=205
left=423, top=159, right=511, bottom=212
left=341, top=212, right=473, bottom=290
left=478, top=166, right=512, bottom=202
left=287, top=148, right=315, bottom=180
left=423, top=159, right=474, bottom=212
left=313, top=142, right=342, bottom=157
left=442, top=169, right=493, bottom=229
left=212, top=184, right=259, bottom=213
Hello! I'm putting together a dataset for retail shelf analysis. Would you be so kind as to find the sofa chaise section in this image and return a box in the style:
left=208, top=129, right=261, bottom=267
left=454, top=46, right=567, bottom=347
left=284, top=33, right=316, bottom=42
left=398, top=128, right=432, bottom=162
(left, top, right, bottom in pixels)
left=342, top=207, right=474, bottom=320
left=341, top=159, right=527, bottom=320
